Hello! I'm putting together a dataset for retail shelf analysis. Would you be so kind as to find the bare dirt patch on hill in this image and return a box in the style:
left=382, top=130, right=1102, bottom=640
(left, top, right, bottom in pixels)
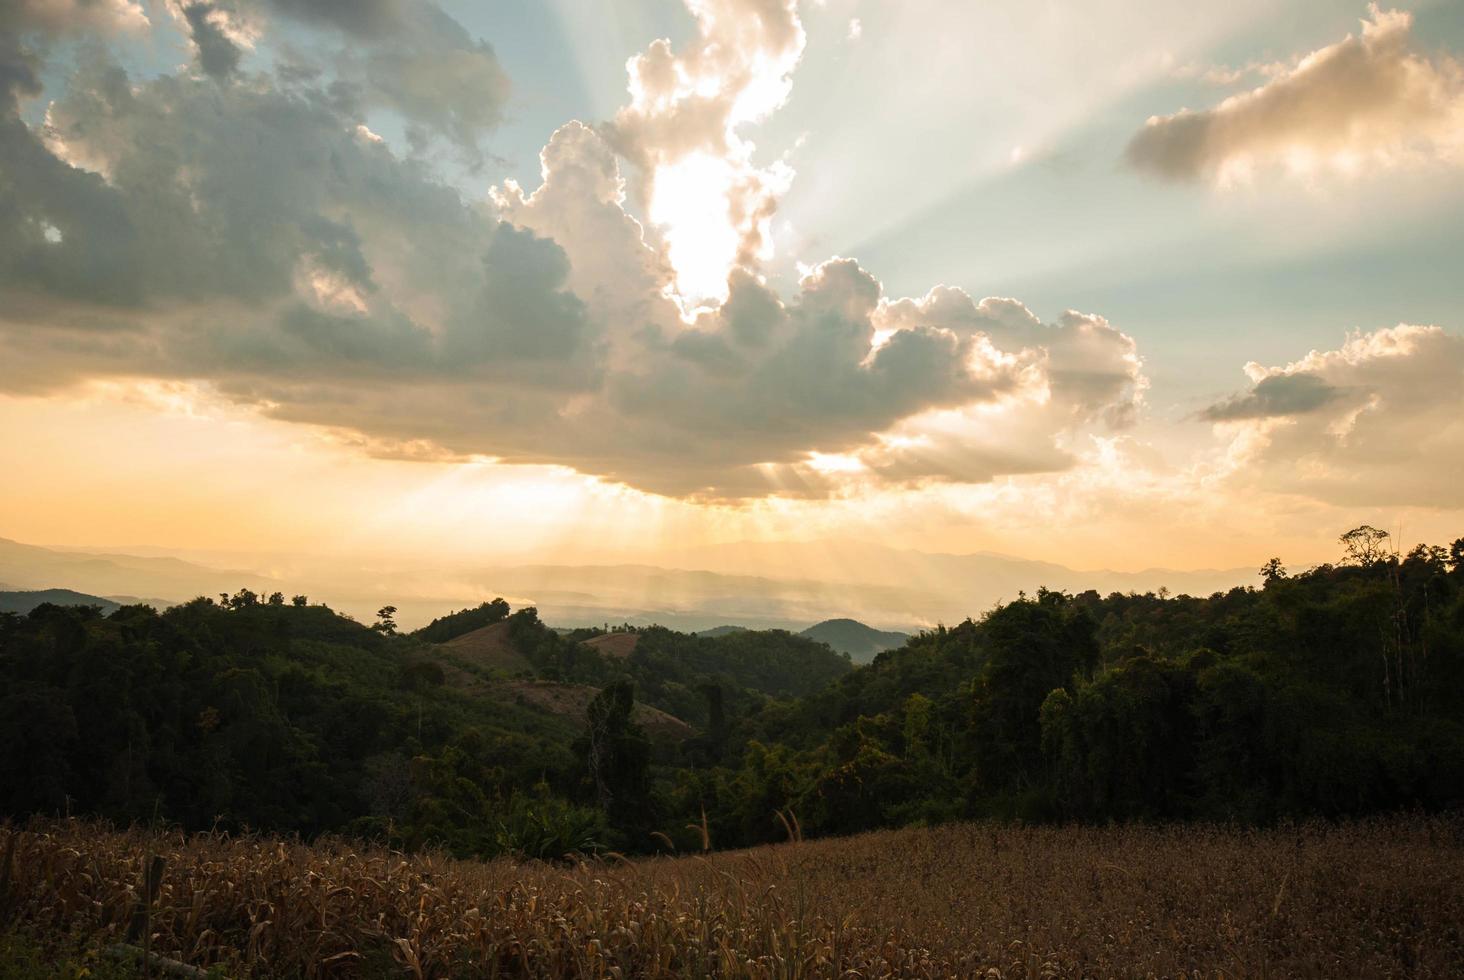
left=502, top=679, right=691, bottom=740
left=583, top=632, right=640, bottom=658
left=439, top=621, right=532, bottom=674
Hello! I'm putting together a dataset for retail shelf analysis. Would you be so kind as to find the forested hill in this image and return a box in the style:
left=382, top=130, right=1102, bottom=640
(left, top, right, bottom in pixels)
left=2, top=529, right=1462, bottom=858
left=799, top=618, right=909, bottom=663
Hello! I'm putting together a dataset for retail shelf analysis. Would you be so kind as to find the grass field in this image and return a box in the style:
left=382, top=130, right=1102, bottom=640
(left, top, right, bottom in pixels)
left=3, top=816, right=1461, bottom=978
left=438, top=622, right=534, bottom=675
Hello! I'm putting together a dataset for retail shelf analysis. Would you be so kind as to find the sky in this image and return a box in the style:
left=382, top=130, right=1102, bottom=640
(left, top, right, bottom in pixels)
left=1, top=0, right=1462, bottom=580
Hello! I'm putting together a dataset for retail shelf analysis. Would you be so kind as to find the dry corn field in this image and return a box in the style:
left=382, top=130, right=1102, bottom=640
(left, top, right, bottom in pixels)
left=2, top=817, right=1462, bottom=979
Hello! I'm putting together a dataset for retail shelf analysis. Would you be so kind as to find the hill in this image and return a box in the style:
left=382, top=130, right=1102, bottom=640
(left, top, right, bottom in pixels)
left=0, top=588, right=122, bottom=615
left=426, top=621, right=686, bottom=739
left=2, top=532, right=1462, bottom=866
left=459, top=550, right=1253, bottom=635
left=582, top=632, right=639, bottom=658
left=499, top=680, right=692, bottom=740
left=0, top=588, right=177, bottom=615
left=694, top=624, right=747, bottom=637
left=438, top=620, right=532, bottom=674
left=799, top=618, right=908, bottom=663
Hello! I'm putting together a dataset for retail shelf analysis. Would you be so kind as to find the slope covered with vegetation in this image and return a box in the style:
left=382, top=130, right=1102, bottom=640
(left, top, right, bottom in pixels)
left=799, top=617, right=910, bottom=662
left=0, top=590, right=850, bottom=856
left=729, top=531, right=1464, bottom=837
left=2, top=528, right=1462, bottom=861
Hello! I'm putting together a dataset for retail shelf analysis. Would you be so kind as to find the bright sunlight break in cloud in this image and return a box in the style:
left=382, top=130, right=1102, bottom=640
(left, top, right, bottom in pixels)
left=1, top=0, right=1462, bottom=591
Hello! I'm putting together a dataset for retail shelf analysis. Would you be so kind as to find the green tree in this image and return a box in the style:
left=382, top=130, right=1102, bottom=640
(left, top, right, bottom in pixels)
left=1340, top=525, right=1392, bottom=567
left=1040, top=656, right=1196, bottom=819
left=373, top=605, right=399, bottom=635
left=576, top=681, right=652, bottom=843
left=970, top=592, right=1098, bottom=794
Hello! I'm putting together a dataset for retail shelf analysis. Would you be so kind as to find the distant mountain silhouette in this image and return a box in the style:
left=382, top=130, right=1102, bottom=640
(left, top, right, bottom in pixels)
left=0, top=589, right=121, bottom=615
left=694, top=625, right=749, bottom=638
left=1, top=535, right=1257, bottom=633
left=800, top=618, right=909, bottom=663
left=0, top=537, right=261, bottom=602
left=0, top=588, right=175, bottom=615
left=487, top=549, right=1254, bottom=632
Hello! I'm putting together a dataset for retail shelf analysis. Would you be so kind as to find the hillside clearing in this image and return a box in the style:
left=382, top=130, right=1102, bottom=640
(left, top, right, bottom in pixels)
left=437, top=621, right=532, bottom=674
left=582, top=631, right=640, bottom=658
left=501, top=679, right=692, bottom=740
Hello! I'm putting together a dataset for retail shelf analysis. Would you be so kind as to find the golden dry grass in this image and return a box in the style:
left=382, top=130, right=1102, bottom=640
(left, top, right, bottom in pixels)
left=581, top=634, right=639, bottom=660
left=439, top=623, right=533, bottom=675
left=4, top=816, right=1461, bottom=978
left=501, top=680, right=693, bottom=741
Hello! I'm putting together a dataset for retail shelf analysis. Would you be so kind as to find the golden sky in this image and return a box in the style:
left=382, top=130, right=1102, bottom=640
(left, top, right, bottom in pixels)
left=2, top=0, right=1461, bottom=587
left=4, top=379, right=1457, bottom=579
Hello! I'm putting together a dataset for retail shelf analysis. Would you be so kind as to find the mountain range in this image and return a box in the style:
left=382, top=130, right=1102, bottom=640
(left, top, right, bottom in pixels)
left=0, top=588, right=161, bottom=612
left=0, top=536, right=1255, bottom=632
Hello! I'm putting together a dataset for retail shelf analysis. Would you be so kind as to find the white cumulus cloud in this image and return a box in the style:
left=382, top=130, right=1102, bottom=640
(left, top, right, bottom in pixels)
left=1205, top=325, right=1464, bottom=507
left=1129, top=5, right=1464, bottom=184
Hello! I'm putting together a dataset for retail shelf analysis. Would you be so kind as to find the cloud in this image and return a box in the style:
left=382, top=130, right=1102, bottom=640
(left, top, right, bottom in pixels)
left=1199, top=372, right=1342, bottom=421
left=488, top=122, right=1148, bottom=495
left=4, top=0, right=148, bottom=36
left=0, top=0, right=1162, bottom=501
left=1128, top=5, right=1464, bottom=183
left=814, top=291, right=1148, bottom=488
left=0, top=48, right=582, bottom=383
left=265, top=0, right=402, bottom=37
left=1, top=0, right=149, bottom=106
left=176, top=2, right=251, bottom=80
left=584, top=260, right=1016, bottom=496
left=877, top=290, right=1147, bottom=428
left=335, top=2, right=510, bottom=159
left=492, top=121, right=674, bottom=355
left=1206, top=325, right=1464, bottom=507
left=607, top=0, right=805, bottom=309
left=161, top=0, right=508, bottom=158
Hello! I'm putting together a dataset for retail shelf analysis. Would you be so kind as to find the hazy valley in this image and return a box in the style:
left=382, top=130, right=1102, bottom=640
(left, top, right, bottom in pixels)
left=0, top=535, right=1251, bottom=636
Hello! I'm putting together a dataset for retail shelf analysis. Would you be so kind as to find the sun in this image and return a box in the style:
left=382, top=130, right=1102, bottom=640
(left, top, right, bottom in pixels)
left=647, top=152, right=744, bottom=312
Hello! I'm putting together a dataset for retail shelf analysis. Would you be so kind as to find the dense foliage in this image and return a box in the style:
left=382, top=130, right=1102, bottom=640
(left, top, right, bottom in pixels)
left=412, top=598, right=511, bottom=644
left=3, top=530, right=1462, bottom=859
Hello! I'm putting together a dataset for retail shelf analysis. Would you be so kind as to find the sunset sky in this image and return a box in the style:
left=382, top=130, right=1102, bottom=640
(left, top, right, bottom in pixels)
left=2, top=0, right=1462, bottom=578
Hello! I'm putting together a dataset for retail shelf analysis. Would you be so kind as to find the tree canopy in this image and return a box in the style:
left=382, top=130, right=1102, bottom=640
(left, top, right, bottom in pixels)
left=3, top=529, right=1462, bottom=857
